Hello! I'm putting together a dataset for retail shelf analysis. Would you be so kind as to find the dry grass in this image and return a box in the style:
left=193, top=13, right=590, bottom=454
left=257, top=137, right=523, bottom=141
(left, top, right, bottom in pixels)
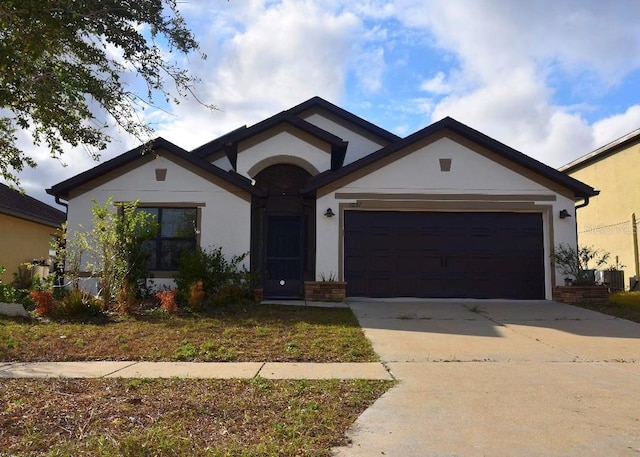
left=0, top=304, right=377, bottom=362
left=0, top=377, right=394, bottom=456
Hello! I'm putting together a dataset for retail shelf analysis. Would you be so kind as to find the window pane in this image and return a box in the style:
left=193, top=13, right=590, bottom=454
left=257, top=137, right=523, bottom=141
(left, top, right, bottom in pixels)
left=141, top=240, right=157, bottom=270
left=159, top=240, right=196, bottom=270
left=161, top=208, right=197, bottom=238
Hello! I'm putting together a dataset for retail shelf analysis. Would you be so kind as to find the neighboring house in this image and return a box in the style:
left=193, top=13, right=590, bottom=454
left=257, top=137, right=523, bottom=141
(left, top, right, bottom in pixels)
left=48, top=97, right=597, bottom=300
left=0, top=183, right=66, bottom=283
left=560, top=128, right=640, bottom=284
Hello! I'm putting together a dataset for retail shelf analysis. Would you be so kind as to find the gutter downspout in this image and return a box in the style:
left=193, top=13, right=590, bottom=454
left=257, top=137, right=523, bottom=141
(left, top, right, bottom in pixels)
left=575, top=196, right=590, bottom=210
left=573, top=195, right=591, bottom=272
left=54, top=196, right=68, bottom=217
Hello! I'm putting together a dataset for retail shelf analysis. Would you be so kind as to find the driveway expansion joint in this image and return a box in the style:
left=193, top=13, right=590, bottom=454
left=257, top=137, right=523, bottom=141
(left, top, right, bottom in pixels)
left=381, top=361, right=397, bottom=380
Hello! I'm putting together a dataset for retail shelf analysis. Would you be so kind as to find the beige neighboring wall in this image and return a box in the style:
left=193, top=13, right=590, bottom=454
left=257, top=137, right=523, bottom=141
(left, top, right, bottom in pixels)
left=0, top=213, right=58, bottom=283
left=564, top=136, right=640, bottom=279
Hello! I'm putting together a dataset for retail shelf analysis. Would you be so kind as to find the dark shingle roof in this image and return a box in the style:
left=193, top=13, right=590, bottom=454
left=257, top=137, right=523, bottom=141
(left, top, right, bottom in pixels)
left=192, top=96, right=400, bottom=162
left=0, top=183, right=66, bottom=227
left=47, top=137, right=263, bottom=200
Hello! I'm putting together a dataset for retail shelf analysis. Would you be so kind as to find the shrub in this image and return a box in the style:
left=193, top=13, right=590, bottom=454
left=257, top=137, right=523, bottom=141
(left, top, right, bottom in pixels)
left=156, top=289, right=178, bottom=314
left=0, top=265, right=17, bottom=303
left=174, top=246, right=249, bottom=307
left=31, top=290, right=56, bottom=316
left=56, top=289, right=102, bottom=317
left=212, top=283, right=250, bottom=306
left=86, top=198, right=158, bottom=307
left=551, top=244, right=610, bottom=285
left=11, top=264, right=32, bottom=289
left=188, top=281, right=205, bottom=310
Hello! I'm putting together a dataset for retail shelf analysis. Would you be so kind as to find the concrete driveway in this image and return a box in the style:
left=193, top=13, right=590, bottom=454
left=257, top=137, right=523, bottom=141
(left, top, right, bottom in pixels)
left=333, top=299, right=640, bottom=457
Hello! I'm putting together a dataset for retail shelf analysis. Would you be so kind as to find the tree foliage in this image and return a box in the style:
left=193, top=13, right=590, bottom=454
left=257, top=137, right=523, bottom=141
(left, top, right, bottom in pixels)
left=0, top=0, right=208, bottom=185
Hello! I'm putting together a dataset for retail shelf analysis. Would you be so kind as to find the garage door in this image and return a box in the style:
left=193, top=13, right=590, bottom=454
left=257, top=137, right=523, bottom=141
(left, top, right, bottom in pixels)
left=344, top=211, right=545, bottom=299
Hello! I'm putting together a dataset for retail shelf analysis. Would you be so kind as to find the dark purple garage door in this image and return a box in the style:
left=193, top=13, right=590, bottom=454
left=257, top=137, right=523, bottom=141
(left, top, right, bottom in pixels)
left=344, top=211, right=545, bottom=299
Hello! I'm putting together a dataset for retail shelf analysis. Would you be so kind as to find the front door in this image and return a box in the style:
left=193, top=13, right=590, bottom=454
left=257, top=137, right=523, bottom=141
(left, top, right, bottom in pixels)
left=264, top=214, right=303, bottom=298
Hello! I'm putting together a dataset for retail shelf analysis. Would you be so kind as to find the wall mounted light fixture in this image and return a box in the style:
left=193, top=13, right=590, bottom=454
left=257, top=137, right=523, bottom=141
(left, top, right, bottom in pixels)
left=559, top=209, right=571, bottom=219
left=324, top=208, right=335, bottom=218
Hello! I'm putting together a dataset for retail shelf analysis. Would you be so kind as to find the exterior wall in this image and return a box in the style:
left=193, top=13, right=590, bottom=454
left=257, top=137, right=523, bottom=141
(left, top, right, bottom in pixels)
left=237, top=130, right=330, bottom=178
left=66, top=152, right=251, bottom=292
left=302, top=113, right=387, bottom=164
left=315, top=137, right=579, bottom=300
left=0, top=213, right=59, bottom=283
left=565, top=143, right=638, bottom=280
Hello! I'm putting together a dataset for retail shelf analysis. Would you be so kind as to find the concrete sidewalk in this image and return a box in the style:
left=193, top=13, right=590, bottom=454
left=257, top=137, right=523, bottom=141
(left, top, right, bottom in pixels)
left=0, top=361, right=393, bottom=380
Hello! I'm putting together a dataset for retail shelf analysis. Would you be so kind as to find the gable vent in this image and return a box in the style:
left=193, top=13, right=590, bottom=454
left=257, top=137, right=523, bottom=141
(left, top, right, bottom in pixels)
left=155, top=168, right=167, bottom=181
left=439, top=158, right=452, bottom=172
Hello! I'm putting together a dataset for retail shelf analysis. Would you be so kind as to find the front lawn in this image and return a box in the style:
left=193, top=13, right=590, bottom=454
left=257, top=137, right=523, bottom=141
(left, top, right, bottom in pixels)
left=0, top=377, right=393, bottom=456
left=0, top=304, right=377, bottom=362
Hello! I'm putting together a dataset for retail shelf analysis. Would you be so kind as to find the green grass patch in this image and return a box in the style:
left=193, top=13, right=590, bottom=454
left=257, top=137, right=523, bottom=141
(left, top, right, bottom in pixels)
left=0, top=304, right=378, bottom=362
left=0, top=378, right=394, bottom=456
left=571, top=292, right=640, bottom=323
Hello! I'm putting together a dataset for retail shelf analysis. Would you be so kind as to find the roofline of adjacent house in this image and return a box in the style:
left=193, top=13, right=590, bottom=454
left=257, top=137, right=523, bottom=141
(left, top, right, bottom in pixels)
left=301, top=116, right=598, bottom=199
left=47, top=137, right=262, bottom=200
left=0, top=206, right=64, bottom=228
left=559, top=127, right=640, bottom=173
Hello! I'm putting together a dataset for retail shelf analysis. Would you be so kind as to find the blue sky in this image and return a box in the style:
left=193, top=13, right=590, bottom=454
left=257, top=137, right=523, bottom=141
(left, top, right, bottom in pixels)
left=11, top=0, right=640, bottom=205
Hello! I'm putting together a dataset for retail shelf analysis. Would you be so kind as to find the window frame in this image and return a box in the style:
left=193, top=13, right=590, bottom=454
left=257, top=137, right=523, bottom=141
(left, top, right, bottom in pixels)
left=136, top=206, right=200, bottom=272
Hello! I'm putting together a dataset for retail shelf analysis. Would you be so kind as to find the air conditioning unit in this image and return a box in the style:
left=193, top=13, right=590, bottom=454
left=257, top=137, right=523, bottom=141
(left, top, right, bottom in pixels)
left=595, top=270, right=625, bottom=292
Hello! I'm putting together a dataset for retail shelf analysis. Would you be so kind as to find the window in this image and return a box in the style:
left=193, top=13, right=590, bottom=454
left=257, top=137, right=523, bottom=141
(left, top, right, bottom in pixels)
left=137, top=207, right=198, bottom=270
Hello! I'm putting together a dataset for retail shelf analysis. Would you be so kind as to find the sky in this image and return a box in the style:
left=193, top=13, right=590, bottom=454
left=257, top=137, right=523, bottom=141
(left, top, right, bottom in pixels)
left=9, top=0, right=640, bottom=207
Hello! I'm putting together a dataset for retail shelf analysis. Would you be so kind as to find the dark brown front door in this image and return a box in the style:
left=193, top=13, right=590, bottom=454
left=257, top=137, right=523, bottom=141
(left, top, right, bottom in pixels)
left=344, top=211, right=545, bottom=299
left=264, top=214, right=303, bottom=298
left=252, top=164, right=315, bottom=299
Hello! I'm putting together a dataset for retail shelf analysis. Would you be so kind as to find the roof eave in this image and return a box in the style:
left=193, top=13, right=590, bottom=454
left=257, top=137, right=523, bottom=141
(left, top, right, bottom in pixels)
left=301, top=117, right=600, bottom=198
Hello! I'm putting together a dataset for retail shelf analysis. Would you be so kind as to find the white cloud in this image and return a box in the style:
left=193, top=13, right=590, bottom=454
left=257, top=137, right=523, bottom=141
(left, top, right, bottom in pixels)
left=9, top=0, right=640, bottom=205
left=353, top=47, right=385, bottom=93
left=387, top=0, right=640, bottom=166
left=152, top=0, right=363, bottom=149
left=420, top=72, right=451, bottom=95
left=592, top=106, right=640, bottom=150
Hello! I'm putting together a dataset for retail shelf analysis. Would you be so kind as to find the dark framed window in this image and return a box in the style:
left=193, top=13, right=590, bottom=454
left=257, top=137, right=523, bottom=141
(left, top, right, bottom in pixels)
left=137, top=207, right=198, bottom=270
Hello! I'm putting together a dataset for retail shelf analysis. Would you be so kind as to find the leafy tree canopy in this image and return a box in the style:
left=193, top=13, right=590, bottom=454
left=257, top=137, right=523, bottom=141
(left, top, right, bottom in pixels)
left=0, top=0, right=208, bottom=186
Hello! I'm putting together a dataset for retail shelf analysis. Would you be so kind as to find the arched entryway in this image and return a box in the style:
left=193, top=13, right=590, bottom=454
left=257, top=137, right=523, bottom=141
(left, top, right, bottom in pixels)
left=251, top=164, right=316, bottom=298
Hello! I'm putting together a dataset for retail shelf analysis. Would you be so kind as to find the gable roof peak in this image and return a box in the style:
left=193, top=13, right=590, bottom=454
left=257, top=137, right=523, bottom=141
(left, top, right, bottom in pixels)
left=48, top=136, right=262, bottom=200
left=301, top=115, right=598, bottom=199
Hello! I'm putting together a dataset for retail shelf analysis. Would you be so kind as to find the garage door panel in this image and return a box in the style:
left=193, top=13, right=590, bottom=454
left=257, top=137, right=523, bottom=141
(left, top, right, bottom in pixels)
left=344, top=211, right=545, bottom=299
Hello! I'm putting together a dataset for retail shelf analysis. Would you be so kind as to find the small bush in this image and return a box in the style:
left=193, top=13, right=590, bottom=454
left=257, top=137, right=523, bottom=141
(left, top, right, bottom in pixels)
left=188, top=281, right=205, bottom=310
left=174, top=246, right=250, bottom=307
left=56, top=289, right=102, bottom=317
left=11, top=264, right=32, bottom=289
left=156, top=289, right=178, bottom=314
left=551, top=244, right=610, bottom=285
left=31, top=291, right=56, bottom=316
left=0, top=265, right=17, bottom=303
left=212, top=283, right=250, bottom=306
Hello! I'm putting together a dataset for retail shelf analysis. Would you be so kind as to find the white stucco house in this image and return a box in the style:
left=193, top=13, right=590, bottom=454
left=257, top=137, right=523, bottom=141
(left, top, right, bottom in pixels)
left=47, top=97, right=598, bottom=300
